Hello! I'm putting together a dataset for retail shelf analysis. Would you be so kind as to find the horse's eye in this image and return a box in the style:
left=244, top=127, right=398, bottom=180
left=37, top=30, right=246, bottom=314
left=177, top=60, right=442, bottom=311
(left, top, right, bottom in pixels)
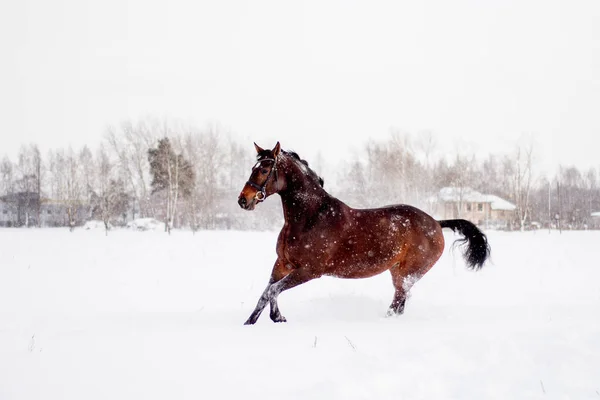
left=261, top=169, right=268, bottom=174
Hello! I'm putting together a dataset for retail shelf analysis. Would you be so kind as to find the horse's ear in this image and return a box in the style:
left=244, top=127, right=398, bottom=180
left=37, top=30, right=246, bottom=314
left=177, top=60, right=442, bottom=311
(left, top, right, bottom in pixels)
left=254, top=142, right=264, bottom=153
left=272, top=142, right=281, bottom=158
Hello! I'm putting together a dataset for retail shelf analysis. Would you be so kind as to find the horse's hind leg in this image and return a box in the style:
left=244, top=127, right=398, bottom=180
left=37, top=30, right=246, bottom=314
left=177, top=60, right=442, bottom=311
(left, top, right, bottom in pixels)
left=387, top=263, right=417, bottom=316
left=387, top=259, right=435, bottom=316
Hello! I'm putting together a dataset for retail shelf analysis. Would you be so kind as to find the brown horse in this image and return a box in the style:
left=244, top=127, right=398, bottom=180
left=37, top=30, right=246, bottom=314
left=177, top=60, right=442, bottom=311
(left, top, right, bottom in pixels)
left=238, top=142, right=490, bottom=325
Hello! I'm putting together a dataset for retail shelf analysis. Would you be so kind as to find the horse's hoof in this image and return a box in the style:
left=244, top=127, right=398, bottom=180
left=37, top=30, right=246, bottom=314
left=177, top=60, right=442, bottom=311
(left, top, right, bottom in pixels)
left=244, top=318, right=256, bottom=325
left=386, top=309, right=403, bottom=317
left=270, top=313, right=287, bottom=323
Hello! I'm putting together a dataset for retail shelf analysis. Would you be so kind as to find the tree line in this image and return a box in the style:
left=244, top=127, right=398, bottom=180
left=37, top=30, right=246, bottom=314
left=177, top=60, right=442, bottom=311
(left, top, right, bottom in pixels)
left=334, top=131, right=600, bottom=230
left=1, top=119, right=598, bottom=231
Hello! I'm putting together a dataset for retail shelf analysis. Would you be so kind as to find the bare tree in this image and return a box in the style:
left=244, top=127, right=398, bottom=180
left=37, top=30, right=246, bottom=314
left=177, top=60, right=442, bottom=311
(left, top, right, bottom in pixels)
left=363, top=131, right=426, bottom=207
left=415, top=130, right=437, bottom=169
left=64, top=147, right=83, bottom=231
left=182, top=132, right=201, bottom=233
left=226, top=139, right=252, bottom=191
left=414, top=130, right=438, bottom=204
left=178, top=124, right=229, bottom=231
left=434, top=153, right=478, bottom=218
left=14, top=145, right=43, bottom=227
left=339, top=159, right=368, bottom=208
left=46, top=149, right=68, bottom=227
left=0, top=156, right=13, bottom=196
left=312, top=151, right=326, bottom=183
left=477, top=155, right=502, bottom=197
left=584, top=167, right=598, bottom=224
left=194, top=125, right=223, bottom=228
left=105, top=119, right=157, bottom=220
left=32, top=145, right=43, bottom=227
left=79, top=146, right=95, bottom=220
left=512, top=142, right=535, bottom=231
left=94, top=145, right=131, bottom=234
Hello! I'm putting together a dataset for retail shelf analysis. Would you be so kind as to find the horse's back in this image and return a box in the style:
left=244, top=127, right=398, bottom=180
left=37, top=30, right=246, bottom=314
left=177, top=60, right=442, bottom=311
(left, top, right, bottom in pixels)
left=351, top=203, right=441, bottom=234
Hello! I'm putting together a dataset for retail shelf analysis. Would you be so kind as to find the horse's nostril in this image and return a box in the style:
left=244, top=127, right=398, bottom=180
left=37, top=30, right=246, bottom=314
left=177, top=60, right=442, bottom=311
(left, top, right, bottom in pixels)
left=238, top=197, right=247, bottom=207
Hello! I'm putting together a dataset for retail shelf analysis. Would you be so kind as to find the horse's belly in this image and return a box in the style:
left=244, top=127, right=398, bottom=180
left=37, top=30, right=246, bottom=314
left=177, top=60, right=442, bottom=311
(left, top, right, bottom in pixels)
left=324, top=258, right=392, bottom=279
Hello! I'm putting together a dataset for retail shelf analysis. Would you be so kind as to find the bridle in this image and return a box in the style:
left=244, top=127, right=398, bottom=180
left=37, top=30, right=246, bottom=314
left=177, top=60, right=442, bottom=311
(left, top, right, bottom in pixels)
left=246, top=156, right=279, bottom=202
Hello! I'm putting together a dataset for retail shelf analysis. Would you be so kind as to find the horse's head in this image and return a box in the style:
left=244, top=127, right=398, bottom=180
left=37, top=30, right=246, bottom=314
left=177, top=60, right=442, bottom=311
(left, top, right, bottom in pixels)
left=238, top=142, right=282, bottom=210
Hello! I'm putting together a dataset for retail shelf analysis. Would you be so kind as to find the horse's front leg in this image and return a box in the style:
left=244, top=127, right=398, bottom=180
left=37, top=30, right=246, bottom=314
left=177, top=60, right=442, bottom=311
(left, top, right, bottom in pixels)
left=244, top=267, right=315, bottom=325
left=269, top=295, right=286, bottom=323
left=245, top=259, right=292, bottom=324
left=268, top=260, right=294, bottom=323
left=243, top=278, right=275, bottom=325
left=245, top=259, right=288, bottom=325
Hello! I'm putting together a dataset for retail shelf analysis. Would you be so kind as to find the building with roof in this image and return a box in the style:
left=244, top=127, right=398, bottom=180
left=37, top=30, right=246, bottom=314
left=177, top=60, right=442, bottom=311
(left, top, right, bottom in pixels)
left=428, top=187, right=517, bottom=229
left=0, top=191, right=40, bottom=227
left=0, top=191, right=91, bottom=227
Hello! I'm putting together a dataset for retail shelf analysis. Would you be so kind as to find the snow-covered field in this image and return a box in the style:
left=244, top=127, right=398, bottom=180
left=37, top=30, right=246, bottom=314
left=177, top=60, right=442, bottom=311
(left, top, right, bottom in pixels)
left=0, top=227, right=599, bottom=399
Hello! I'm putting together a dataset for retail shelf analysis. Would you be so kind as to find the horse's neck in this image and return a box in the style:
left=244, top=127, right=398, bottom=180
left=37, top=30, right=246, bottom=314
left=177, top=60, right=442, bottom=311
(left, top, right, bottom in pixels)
left=278, top=168, right=334, bottom=224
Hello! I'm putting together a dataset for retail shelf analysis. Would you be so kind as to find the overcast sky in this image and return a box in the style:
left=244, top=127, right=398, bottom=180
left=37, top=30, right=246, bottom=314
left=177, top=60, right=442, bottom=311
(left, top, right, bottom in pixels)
left=1, top=0, right=599, bottom=174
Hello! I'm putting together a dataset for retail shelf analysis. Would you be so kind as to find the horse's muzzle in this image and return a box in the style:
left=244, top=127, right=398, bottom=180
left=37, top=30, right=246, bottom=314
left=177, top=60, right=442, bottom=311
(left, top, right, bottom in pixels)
left=238, top=196, right=256, bottom=210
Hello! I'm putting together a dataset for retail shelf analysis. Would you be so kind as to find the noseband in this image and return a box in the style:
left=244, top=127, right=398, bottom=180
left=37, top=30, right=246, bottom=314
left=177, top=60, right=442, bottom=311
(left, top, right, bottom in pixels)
left=246, top=157, right=278, bottom=201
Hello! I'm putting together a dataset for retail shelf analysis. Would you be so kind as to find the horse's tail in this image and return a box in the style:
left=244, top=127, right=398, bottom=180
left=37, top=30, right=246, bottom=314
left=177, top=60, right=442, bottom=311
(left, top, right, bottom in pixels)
left=438, top=219, right=490, bottom=270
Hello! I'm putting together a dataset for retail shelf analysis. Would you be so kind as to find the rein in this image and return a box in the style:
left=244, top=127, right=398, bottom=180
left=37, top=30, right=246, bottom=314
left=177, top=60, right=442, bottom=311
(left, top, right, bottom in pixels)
left=246, top=157, right=278, bottom=201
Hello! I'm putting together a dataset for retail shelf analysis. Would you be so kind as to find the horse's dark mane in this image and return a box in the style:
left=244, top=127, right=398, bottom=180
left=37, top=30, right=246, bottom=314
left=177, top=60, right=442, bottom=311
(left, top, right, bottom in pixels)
left=283, top=150, right=325, bottom=188
left=258, top=149, right=324, bottom=188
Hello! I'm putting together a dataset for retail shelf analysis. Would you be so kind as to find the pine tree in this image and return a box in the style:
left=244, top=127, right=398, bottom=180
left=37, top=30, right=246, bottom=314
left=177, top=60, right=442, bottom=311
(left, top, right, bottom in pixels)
left=148, top=138, right=195, bottom=233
